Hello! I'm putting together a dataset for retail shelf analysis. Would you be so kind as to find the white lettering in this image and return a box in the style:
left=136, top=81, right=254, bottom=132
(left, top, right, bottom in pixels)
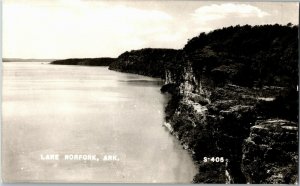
left=103, top=155, right=119, bottom=161
left=40, top=154, right=59, bottom=160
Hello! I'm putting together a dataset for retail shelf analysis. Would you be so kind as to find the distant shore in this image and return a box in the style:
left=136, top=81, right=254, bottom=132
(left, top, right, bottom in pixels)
left=50, top=58, right=116, bottom=66
left=3, top=58, right=56, bottom=62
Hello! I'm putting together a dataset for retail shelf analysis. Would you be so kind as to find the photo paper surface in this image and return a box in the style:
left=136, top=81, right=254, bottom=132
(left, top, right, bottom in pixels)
left=2, top=0, right=299, bottom=184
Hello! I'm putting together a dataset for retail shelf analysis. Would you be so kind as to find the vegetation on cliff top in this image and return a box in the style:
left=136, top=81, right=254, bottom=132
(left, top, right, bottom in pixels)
left=184, top=24, right=298, bottom=87
left=110, top=24, right=298, bottom=89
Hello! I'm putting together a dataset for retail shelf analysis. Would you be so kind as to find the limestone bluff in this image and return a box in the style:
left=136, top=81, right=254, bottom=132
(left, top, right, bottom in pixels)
left=109, top=24, right=298, bottom=184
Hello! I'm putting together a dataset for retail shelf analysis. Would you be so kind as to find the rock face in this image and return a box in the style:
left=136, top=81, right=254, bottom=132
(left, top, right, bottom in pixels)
left=109, top=24, right=298, bottom=184
left=163, top=82, right=259, bottom=183
left=242, top=119, right=298, bottom=184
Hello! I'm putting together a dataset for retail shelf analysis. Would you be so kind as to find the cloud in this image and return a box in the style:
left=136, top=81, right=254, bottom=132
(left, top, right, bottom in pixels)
left=191, top=3, right=270, bottom=32
left=193, top=3, right=270, bottom=22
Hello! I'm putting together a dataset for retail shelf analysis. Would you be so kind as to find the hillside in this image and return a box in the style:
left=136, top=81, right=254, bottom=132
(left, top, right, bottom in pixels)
left=108, top=48, right=179, bottom=78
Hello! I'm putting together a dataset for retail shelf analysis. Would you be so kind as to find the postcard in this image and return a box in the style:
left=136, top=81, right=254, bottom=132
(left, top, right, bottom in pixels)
left=2, top=0, right=299, bottom=184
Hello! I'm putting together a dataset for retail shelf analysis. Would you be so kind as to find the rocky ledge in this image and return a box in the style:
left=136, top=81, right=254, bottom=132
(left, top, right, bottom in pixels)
left=242, top=119, right=298, bottom=184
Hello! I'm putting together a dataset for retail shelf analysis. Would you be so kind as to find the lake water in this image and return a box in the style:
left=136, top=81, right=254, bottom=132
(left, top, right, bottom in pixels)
left=2, top=62, right=197, bottom=183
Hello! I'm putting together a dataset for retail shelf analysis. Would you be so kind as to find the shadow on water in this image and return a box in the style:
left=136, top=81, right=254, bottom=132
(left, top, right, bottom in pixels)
left=118, top=79, right=163, bottom=87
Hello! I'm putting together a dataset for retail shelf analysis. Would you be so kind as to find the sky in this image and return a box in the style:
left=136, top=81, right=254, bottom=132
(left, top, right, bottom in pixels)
left=3, top=0, right=299, bottom=59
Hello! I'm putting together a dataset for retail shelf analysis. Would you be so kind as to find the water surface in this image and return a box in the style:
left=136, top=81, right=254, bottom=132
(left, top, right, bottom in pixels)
left=2, top=62, right=197, bottom=183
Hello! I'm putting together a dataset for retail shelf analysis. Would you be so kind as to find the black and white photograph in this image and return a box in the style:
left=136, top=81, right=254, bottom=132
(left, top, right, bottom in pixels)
left=2, top=0, right=299, bottom=184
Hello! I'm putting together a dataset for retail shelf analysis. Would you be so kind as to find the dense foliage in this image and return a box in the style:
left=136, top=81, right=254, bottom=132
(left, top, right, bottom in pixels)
left=109, top=48, right=179, bottom=78
left=184, top=24, right=298, bottom=87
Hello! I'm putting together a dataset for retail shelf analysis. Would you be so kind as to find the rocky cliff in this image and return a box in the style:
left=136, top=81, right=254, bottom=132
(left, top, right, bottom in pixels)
left=109, top=24, right=298, bottom=184
left=162, top=24, right=298, bottom=184
left=162, top=77, right=298, bottom=183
